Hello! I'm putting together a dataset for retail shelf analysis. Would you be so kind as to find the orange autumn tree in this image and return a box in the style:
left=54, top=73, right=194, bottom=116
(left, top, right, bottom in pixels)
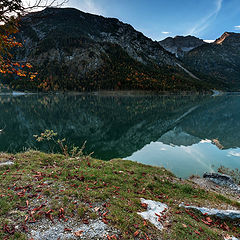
left=0, top=0, right=67, bottom=81
left=0, top=0, right=32, bottom=78
left=0, top=18, right=36, bottom=79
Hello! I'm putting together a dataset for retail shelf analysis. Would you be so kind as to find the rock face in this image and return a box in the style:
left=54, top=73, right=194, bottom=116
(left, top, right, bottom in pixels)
left=5, top=7, right=211, bottom=92
left=214, top=32, right=235, bottom=45
left=183, top=32, right=240, bottom=91
left=203, top=173, right=240, bottom=192
left=159, top=35, right=205, bottom=57
left=180, top=203, right=240, bottom=220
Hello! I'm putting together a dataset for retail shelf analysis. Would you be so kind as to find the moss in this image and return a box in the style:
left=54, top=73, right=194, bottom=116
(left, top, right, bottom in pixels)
left=0, top=197, right=12, bottom=215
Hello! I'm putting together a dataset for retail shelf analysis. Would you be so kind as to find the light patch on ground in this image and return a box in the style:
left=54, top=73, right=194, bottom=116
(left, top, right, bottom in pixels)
left=0, top=161, right=14, bottom=166
left=137, top=198, right=168, bottom=230
left=28, top=219, right=118, bottom=240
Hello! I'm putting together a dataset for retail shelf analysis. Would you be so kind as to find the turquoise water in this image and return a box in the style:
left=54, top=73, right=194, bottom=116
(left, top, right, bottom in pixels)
left=0, top=92, right=239, bottom=178
left=126, top=139, right=240, bottom=178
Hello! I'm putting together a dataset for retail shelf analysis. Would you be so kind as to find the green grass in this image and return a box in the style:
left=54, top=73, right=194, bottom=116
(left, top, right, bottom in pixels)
left=0, top=151, right=239, bottom=239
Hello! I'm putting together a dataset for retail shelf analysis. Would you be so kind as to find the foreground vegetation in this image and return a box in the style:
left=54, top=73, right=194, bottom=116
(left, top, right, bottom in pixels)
left=0, top=151, right=240, bottom=239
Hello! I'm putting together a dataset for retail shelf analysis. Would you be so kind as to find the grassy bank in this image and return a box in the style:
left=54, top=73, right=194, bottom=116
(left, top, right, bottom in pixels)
left=0, top=151, right=239, bottom=239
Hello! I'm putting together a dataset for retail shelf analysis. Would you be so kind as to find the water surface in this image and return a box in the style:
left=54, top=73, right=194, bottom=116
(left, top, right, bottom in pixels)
left=0, top=92, right=239, bottom=178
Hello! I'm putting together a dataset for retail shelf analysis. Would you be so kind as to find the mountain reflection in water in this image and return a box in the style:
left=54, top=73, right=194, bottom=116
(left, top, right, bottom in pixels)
left=0, top=92, right=239, bottom=178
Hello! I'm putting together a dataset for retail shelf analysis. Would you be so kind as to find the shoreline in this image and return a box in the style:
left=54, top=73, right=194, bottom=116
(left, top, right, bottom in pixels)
left=3, top=88, right=240, bottom=98
left=0, top=88, right=215, bottom=96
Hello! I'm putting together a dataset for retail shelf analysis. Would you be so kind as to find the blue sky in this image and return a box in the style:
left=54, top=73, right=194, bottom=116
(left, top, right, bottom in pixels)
left=65, top=0, right=240, bottom=41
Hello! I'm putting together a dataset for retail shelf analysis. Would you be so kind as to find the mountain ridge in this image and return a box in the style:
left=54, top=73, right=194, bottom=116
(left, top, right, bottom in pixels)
left=1, top=7, right=212, bottom=92
left=2, top=7, right=240, bottom=91
left=182, top=31, right=240, bottom=90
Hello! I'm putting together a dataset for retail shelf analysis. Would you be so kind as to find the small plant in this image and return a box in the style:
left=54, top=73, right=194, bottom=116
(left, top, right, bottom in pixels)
left=33, top=130, right=91, bottom=158
left=34, top=129, right=57, bottom=142
left=34, top=130, right=68, bottom=156
left=70, top=141, right=87, bottom=158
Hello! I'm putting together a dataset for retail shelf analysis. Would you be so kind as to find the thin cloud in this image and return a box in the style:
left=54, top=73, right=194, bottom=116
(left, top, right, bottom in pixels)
left=22, top=0, right=104, bottom=15
left=162, top=31, right=171, bottom=34
left=188, top=0, right=223, bottom=36
left=68, top=0, right=104, bottom=15
left=234, top=25, right=240, bottom=30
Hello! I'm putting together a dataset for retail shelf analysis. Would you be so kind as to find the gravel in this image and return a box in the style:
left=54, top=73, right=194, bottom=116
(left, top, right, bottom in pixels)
left=28, top=218, right=119, bottom=240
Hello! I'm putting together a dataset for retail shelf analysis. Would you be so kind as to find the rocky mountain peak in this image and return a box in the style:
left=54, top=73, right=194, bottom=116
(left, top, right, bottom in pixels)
left=215, top=32, right=233, bottom=44
left=159, top=35, right=205, bottom=57
left=214, top=32, right=240, bottom=45
left=183, top=31, right=240, bottom=91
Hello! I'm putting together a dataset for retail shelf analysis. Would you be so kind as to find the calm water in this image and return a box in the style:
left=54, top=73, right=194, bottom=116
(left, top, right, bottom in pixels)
left=0, top=92, right=239, bottom=178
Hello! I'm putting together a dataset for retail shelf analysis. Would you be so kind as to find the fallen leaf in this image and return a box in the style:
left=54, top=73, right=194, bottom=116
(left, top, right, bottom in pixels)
left=134, top=230, right=139, bottom=237
left=103, top=211, right=109, bottom=217
left=102, top=218, right=108, bottom=224
left=141, top=203, right=148, bottom=209
left=74, top=230, right=84, bottom=237
left=64, top=228, right=72, bottom=232
left=206, top=217, right=213, bottom=223
left=82, top=219, right=89, bottom=224
left=111, top=235, right=117, bottom=240
left=201, top=219, right=211, bottom=225
left=194, top=230, right=201, bottom=235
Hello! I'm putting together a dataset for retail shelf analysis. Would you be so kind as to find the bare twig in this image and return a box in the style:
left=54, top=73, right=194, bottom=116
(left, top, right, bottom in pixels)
left=0, top=0, right=68, bottom=23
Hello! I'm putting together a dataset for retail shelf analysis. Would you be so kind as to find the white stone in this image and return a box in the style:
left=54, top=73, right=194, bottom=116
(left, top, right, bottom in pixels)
left=137, top=198, right=168, bottom=230
left=224, top=236, right=239, bottom=240
left=180, top=203, right=240, bottom=220
left=0, top=161, right=14, bottom=166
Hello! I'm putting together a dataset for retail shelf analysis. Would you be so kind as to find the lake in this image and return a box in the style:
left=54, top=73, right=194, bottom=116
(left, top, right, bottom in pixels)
left=0, top=91, right=239, bottom=178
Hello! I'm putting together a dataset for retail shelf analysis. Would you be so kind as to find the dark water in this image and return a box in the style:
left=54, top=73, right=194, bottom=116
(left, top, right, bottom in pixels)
left=0, top=92, right=240, bottom=178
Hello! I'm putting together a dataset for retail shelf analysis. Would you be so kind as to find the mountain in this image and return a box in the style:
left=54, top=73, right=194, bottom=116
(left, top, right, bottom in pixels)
left=4, top=7, right=210, bottom=92
left=183, top=32, right=240, bottom=91
left=159, top=35, right=205, bottom=58
left=3, top=8, right=240, bottom=92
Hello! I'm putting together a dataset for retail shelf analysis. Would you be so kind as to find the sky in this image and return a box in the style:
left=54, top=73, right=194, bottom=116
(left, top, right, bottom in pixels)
left=28, top=0, right=240, bottom=41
